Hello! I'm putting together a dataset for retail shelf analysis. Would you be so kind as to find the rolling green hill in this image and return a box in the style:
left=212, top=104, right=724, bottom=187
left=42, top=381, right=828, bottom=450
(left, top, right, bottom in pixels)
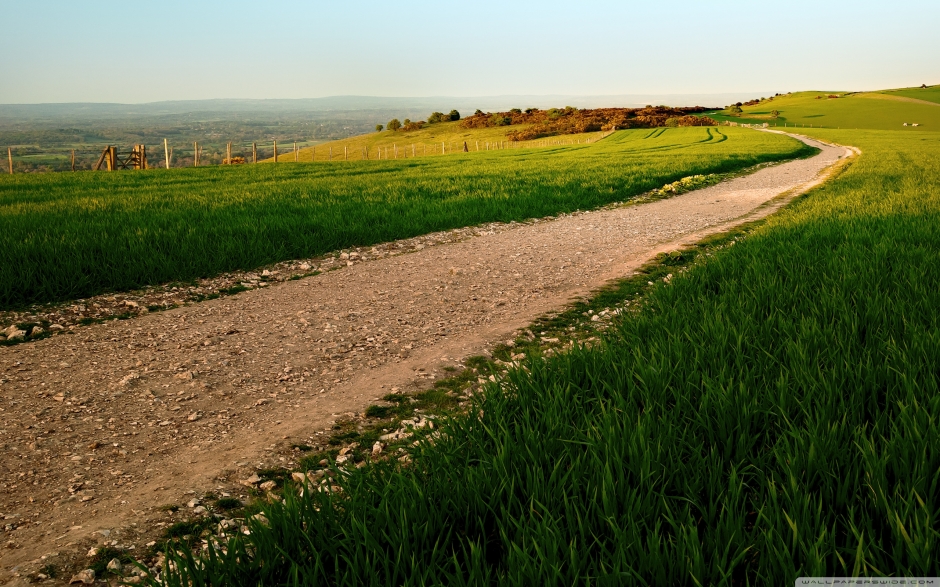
left=264, top=119, right=608, bottom=162
left=878, top=84, right=940, bottom=105
left=710, top=90, right=940, bottom=130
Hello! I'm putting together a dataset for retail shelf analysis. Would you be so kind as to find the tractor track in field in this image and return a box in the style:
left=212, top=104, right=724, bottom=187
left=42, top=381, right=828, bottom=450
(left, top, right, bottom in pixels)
left=0, top=132, right=852, bottom=585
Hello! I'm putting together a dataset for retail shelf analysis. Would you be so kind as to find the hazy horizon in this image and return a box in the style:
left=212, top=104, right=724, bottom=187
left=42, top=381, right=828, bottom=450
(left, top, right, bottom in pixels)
left=0, top=92, right=777, bottom=111
left=1, top=0, right=937, bottom=105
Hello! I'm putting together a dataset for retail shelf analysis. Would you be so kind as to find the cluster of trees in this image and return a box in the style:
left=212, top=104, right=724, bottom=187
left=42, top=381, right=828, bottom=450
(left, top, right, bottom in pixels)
left=724, top=97, right=770, bottom=116
left=459, top=106, right=717, bottom=140
left=724, top=96, right=783, bottom=118
left=427, top=110, right=460, bottom=124
left=378, top=110, right=460, bottom=132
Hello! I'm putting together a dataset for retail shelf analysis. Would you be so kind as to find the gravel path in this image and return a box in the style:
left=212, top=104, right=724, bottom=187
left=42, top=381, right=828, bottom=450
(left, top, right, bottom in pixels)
left=0, top=132, right=851, bottom=584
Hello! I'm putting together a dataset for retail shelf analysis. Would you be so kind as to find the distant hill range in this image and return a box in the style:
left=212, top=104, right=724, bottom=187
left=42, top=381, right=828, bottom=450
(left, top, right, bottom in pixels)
left=0, top=93, right=771, bottom=122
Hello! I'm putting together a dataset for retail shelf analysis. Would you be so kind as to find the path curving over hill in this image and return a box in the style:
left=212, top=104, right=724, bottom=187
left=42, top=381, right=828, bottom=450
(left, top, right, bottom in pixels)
left=0, top=132, right=852, bottom=584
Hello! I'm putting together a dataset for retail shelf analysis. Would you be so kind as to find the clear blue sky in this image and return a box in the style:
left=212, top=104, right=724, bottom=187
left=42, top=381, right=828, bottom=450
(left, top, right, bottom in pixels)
left=1, top=0, right=937, bottom=104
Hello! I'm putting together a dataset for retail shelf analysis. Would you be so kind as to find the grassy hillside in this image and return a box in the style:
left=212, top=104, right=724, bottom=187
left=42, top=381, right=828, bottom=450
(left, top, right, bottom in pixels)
left=264, top=120, right=609, bottom=162
left=0, top=127, right=807, bottom=309
left=158, top=125, right=940, bottom=584
left=710, top=90, right=940, bottom=130
left=878, top=85, right=940, bottom=105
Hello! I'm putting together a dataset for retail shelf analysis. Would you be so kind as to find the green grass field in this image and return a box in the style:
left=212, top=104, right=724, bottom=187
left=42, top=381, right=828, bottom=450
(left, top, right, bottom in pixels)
left=710, top=90, right=940, bottom=130
left=878, top=85, right=940, bottom=105
left=0, top=127, right=809, bottom=309
left=263, top=120, right=608, bottom=162
left=152, top=95, right=940, bottom=584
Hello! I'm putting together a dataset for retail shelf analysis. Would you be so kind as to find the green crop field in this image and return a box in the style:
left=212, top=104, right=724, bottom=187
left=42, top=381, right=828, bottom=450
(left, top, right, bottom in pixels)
left=710, top=90, right=940, bottom=131
left=0, top=127, right=809, bottom=309
left=153, top=100, right=940, bottom=584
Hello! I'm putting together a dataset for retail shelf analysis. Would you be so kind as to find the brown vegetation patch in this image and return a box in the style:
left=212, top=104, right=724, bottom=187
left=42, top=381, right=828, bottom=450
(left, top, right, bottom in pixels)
left=459, top=106, right=717, bottom=141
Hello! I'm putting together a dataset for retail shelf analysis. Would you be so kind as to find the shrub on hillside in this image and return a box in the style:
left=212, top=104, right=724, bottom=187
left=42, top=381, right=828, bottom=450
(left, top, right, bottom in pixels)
left=461, top=105, right=717, bottom=141
left=386, top=119, right=401, bottom=131
left=427, top=112, right=446, bottom=124
left=402, top=120, right=425, bottom=131
left=448, top=110, right=460, bottom=121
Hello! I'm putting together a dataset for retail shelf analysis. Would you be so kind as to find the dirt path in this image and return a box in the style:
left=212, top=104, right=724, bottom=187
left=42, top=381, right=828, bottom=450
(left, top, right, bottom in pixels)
left=0, top=133, right=851, bottom=584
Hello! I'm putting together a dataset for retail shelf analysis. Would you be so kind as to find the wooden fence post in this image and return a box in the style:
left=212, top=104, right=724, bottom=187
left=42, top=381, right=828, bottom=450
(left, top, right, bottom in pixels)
left=71, top=149, right=76, bottom=172
left=164, top=139, right=170, bottom=169
left=273, top=140, right=278, bottom=163
left=442, top=141, right=445, bottom=154
left=227, top=142, right=232, bottom=165
left=253, top=142, right=257, bottom=164
left=412, top=144, right=415, bottom=157
left=345, top=146, right=348, bottom=161
left=109, top=146, right=116, bottom=171
left=394, top=144, right=397, bottom=159
left=194, top=142, right=198, bottom=167
left=329, top=146, right=332, bottom=161
left=7, top=147, right=12, bottom=175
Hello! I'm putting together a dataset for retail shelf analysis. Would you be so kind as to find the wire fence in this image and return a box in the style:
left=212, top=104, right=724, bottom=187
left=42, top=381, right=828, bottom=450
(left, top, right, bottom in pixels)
left=3, top=131, right=617, bottom=175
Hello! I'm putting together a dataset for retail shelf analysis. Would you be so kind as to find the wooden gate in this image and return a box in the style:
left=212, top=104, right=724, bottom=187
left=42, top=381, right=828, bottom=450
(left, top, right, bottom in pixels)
left=94, top=145, right=147, bottom=171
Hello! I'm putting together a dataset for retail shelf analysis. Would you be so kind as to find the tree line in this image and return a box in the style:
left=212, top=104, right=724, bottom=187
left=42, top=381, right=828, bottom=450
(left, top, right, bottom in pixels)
left=377, top=110, right=461, bottom=132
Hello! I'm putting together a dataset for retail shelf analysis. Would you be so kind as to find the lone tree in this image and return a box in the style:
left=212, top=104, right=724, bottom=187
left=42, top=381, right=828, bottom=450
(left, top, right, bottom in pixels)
left=771, top=109, right=780, bottom=118
left=448, top=109, right=460, bottom=121
left=387, top=119, right=402, bottom=131
left=375, top=124, right=383, bottom=132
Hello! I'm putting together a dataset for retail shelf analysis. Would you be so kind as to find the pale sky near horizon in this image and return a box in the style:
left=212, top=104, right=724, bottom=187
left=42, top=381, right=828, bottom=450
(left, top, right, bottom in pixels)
left=1, top=0, right=937, bottom=104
